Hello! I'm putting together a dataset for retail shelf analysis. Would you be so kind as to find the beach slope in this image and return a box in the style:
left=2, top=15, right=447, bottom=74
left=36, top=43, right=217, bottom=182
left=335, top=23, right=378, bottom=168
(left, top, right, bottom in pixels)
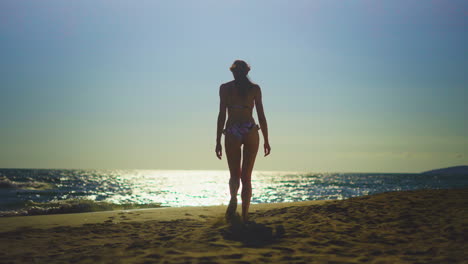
left=0, top=188, right=466, bottom=263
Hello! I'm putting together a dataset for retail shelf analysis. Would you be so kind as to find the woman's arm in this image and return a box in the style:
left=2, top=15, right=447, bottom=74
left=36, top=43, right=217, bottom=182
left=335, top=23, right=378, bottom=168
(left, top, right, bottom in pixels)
left=215, top=85, right=227, bottom=159
left=255, top=85, right=271, bottom=156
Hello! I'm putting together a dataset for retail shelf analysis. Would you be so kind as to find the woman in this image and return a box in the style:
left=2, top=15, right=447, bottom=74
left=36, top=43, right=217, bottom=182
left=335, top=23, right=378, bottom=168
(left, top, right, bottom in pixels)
left=215, top=60, right=271, bottom=222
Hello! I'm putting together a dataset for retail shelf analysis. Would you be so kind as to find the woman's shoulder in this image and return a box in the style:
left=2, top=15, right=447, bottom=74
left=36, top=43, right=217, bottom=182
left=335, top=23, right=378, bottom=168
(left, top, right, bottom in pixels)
left=251, top=83, right=261, bottom=94
left=219, top=81, right=234, bottom=97
left=221, top=80, right=235, bottom=87
left=219, top=81, right=236, bottom=93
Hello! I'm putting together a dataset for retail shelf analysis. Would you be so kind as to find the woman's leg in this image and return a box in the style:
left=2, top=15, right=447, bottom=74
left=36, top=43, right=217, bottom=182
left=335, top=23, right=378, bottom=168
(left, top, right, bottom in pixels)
left=240, top=130, right=259, bottom=222
left=224, top=134, right=242, bottom=217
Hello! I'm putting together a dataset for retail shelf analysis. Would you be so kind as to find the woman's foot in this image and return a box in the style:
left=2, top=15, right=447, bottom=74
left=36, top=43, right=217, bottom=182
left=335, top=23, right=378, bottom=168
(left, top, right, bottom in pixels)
left=225, top=198, right=238, bottom=221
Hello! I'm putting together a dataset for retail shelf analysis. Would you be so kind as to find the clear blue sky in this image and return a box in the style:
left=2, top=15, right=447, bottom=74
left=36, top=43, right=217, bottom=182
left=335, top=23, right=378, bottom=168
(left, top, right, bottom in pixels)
left=1, top=0, right=467, bottom=172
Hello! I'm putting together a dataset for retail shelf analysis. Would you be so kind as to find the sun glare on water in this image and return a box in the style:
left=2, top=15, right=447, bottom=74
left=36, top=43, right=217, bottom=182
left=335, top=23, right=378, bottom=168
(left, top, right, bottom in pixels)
left=102, top=170, right=233, bottom=207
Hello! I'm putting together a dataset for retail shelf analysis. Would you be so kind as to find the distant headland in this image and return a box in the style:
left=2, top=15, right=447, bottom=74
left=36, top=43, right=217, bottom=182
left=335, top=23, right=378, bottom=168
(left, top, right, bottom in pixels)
left=422, top=165, right=468, bottom=176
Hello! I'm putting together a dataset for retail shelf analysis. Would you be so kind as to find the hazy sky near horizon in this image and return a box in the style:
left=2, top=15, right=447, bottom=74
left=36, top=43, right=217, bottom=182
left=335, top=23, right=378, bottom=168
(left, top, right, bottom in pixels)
left=1, top=0, right=467, bottom=172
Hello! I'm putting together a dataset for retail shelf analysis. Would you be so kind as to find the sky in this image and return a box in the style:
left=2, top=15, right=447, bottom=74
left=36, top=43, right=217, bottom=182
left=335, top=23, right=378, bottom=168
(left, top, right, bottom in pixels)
left=1, top=0, right=467, bottom=172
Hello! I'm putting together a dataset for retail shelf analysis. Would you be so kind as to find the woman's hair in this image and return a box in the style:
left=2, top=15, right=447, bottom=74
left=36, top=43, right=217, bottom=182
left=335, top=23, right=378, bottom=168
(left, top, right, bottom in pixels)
left=230, top=60, right=254, bottom=97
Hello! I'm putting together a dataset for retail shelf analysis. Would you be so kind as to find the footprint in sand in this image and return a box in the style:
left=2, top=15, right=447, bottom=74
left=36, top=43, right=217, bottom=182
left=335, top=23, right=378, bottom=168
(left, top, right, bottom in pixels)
left=160, top=235, right=175, bottom=241
left=271, top=246, right=295, bottom=253
left=165, top=249, right=183, bottom=255
left=221, top=253, right=243, bottom=259
left=146, top=253, right=161, bottom=259
left=209, top=242, right=228, bottom=248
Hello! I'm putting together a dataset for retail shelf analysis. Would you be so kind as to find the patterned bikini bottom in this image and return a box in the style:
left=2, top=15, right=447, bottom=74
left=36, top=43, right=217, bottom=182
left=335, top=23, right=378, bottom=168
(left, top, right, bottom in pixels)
left=223, top=122, right=260, bottom=140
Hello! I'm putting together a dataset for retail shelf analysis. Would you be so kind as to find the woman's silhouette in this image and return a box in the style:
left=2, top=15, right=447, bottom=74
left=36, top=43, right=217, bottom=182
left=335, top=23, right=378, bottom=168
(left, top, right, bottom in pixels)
left=216, top=60, right=271, bottom=222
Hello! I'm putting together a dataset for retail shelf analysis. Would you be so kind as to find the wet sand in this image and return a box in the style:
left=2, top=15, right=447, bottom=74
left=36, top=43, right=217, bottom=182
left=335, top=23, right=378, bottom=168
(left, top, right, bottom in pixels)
left=0, top=188, right=466, bottom=263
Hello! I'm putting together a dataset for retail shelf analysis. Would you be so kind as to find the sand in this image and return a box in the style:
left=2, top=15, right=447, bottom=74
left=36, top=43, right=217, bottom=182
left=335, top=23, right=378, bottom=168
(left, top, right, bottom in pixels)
left=0, top=188, right=466, bottom=264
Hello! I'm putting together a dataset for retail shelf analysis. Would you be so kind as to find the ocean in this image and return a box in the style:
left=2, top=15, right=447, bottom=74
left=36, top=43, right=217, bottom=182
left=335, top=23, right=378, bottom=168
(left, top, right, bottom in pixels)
left=1, top=169, right=467, bottom=217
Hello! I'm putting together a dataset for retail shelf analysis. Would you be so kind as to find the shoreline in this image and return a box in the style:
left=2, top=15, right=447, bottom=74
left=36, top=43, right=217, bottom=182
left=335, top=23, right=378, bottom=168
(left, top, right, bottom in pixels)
left=0, top=200, right=330, bottom=233
left=1, top=188, right=466, bottom=263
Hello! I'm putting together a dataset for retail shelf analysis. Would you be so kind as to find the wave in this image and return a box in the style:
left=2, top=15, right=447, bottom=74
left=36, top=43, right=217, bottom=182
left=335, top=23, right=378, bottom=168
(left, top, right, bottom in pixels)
left=0, top=176, right=55, bottom=190
left=0, top=199, right=164, bottom=217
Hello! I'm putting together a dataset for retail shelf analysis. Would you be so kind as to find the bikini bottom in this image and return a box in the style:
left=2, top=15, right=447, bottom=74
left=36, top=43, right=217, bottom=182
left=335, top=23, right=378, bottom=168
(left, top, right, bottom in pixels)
left=223, top=122, right=260, bottom=140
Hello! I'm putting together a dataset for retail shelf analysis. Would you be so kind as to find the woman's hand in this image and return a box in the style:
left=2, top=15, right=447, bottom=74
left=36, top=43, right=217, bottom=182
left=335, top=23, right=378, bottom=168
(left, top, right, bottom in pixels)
left=215, top=143, right=223, bottom=160
left=264, top=142, right=271, bottom=157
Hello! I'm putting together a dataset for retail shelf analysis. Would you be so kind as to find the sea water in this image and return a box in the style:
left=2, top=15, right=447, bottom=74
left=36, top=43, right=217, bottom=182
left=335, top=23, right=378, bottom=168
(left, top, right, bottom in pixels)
left=0, top=169, right=467, bottom=216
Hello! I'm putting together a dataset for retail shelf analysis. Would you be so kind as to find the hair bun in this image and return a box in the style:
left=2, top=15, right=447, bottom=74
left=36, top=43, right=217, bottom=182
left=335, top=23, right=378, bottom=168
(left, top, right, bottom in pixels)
left=230, top=60, right=250, bottom=73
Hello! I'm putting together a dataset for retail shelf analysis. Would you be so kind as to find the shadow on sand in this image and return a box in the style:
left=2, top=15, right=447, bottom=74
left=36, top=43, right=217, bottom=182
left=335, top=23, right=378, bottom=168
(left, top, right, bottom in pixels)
left=220, top=213, right=285, bottom=247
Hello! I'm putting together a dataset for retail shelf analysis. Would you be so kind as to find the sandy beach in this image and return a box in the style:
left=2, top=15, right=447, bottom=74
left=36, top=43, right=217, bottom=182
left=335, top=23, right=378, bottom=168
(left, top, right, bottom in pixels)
left=0, top=188, right=466, bottom=264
